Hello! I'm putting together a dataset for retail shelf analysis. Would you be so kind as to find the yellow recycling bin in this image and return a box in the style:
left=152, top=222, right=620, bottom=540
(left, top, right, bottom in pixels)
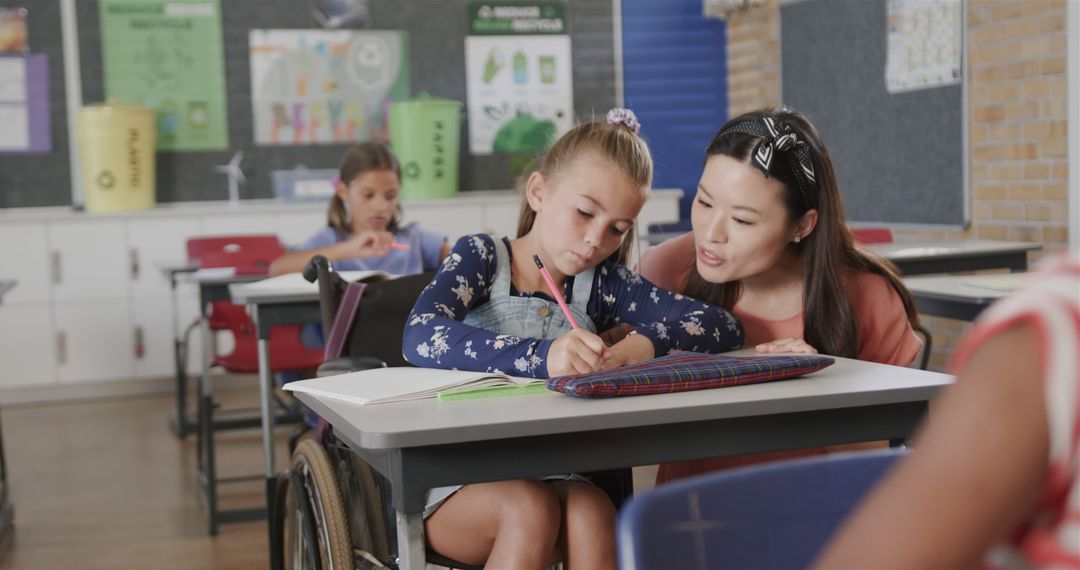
left=77, top=104, right=156, bottom=213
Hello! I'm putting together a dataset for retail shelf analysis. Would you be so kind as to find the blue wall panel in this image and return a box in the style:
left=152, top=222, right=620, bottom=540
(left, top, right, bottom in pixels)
left=621, top=0, right=727, bottom=221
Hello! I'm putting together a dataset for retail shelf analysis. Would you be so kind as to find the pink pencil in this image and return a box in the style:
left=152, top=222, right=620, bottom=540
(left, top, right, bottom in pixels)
left=533, top=255, right=580, bottom=329
left=389, top=242, right=410, bottom=250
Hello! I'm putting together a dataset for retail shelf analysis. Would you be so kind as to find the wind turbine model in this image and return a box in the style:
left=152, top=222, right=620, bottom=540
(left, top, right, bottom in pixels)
left=214, top=151, right=246, bottom=208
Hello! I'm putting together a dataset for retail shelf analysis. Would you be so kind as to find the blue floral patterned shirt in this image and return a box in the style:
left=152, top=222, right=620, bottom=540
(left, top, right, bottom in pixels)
left=403, top=234, right=745, bottom=378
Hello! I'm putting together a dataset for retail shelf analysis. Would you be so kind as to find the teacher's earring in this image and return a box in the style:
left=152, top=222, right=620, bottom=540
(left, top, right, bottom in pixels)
left=793, top=236, right=802, bottom=244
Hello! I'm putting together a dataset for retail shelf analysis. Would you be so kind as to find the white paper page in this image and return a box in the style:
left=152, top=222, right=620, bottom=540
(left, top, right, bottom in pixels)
left=0, top=105, right=29, bottom=150
left=241, top=270, right=391, bottom=294
left=284, top=366, right=533, bottom=405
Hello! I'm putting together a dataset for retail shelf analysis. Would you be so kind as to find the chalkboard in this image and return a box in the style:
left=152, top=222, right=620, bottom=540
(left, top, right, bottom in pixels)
left=0, top=0, right=614, bottom=208
left=780, top=0, right=966, bottom=226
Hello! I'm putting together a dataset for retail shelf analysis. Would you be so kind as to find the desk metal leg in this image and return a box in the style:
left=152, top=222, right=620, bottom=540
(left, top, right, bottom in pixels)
left=254, top=308, right=278, bottom=554
left=168, top=276, right=193, bottom=438
left=395, top=511, right=426, bottom=568
left=198, top=315, right=219, bottom=535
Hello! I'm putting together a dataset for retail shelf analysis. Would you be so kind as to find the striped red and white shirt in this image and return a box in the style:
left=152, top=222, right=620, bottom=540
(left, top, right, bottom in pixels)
left=950, top=253, right=1080, bottom=569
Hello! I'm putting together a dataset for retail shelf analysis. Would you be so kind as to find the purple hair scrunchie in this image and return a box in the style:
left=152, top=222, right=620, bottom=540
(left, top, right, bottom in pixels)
left=606, top=107, right=641, bottom=135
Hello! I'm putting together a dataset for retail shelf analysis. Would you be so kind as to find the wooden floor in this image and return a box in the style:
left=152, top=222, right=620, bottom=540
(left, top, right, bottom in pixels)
left=0, top=387, right=660, bottom=569
left=0, top=386, right=286, bottom=570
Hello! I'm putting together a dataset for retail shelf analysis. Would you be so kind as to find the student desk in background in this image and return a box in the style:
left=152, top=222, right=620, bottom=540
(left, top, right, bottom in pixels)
left=903, top=273, right=1027, bottom=321
left=228, top=270, right=375, bottom=538
left=158, top=261, right=199, bottom=437
left=177, top=267, right=276, bottom=533
left=867, top=239, right=1041, bottom=275
left=293, top=355, right=952, bottom=568
left=0, top=280, right=15, bottom=543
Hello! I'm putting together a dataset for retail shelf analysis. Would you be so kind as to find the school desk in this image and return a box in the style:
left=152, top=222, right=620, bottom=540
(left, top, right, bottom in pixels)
left=178, top=268, right=283, bottom=534
left=0, top=280, right=16, bottom=541
left=227, top=269, right=376, bottom=538
left=157, top=261, right=199, bottom=437
left=292, top=354, right=952, bottom=568
left=903, top=272, right=1027, bottom=321
left=867, top=239, right=1041, bottom=275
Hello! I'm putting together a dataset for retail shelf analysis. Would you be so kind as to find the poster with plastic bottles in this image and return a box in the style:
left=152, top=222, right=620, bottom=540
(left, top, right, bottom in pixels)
left=464, top=2, right=572, bottom=155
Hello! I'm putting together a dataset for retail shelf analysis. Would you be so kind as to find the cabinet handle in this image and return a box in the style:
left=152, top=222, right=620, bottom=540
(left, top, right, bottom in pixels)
left=129, top=248, right=140, bottom=281
left=51, top=250, right=62, bottom=284
left=56, top=331, right=67, bottom=365
left=134, top=326, right=145, bottom=359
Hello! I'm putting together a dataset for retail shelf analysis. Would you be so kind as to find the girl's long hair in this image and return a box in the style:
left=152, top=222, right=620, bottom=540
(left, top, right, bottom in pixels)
left=328, top=142, right=402, bottom=234
left=514, top=120, right=653, bottom=266
left=684, top=108, right=918, bottom=358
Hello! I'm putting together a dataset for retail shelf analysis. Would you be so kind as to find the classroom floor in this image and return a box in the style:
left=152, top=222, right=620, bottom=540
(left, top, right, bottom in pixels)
left=0, top=386, right=279, bottom=570
left=0, top=387, right=660, bottom=569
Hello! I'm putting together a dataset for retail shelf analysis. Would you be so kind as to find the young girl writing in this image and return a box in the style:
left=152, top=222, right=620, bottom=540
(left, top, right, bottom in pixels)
left=402, top=109, right=745, bottom=569
left=635, top=108, right=924, bottom=483
left=269, top=141, right=450, bottom=277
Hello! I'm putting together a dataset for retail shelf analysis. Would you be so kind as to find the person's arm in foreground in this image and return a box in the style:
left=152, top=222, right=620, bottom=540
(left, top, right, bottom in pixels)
left=814, top=323, right=1048, bottom=569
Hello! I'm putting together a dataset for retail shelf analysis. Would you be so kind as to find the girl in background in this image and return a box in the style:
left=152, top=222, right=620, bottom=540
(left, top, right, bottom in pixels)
left=269, top=141, right=449, bottom=276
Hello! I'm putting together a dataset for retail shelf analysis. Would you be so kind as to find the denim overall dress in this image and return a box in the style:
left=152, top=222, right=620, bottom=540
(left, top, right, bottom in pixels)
left=423, top=236, right=597, bottom=517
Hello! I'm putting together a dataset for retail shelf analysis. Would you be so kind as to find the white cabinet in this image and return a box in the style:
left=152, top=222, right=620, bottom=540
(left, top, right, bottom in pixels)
left=276, top=210, right=326, bottom=248
left=0, top=303, right=56, bottom=387
left=53, top=299, right=134, bottom=383
left=201, top=214, right=275, bottom=236
left=49, top=220, right=130, bottom=301
left=405, top=203, right=485, bottom=242
left=0, top=223, right=51, bottom=303
left=128, top=217, right=200, bottom=297
left=131, top=295, right=178, bottom=379
left=482, top=203, right=521, bottom=237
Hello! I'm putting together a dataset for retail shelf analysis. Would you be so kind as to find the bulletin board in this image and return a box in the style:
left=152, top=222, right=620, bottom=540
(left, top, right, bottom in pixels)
left=0, top=0, right=615, bottom=208
left=780, top=0, right=967, bottom=226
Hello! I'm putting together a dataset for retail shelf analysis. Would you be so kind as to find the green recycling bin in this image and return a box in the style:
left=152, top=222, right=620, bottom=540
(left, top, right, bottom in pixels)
left=388, top=96, right=462, bottom=200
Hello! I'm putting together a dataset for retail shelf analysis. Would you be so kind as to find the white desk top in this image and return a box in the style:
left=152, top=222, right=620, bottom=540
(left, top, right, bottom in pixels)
left=904, top=272, right=1029, bottom=302
left=869, top=239, right=1040, bottom=260
left=0, top=280, right=15, bottom=303
left=176, top=267, right=267, bottom=286
left=229, top=270, right=389, bottom=304
left=296, top=355, right=952, bottom=450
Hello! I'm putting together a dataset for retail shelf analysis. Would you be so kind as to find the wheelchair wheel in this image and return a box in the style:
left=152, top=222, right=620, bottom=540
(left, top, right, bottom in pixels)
left=283, top=440, right=353, bottom=570
left=281, top=468, right=321, bottom=570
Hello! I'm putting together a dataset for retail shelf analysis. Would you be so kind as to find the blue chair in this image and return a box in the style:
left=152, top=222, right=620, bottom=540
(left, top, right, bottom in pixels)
left=618, top=449, right=907, bottom=570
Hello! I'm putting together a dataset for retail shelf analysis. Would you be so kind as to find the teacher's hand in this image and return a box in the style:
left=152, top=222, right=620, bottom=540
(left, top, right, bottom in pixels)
left=755, top=337, right=818, bottom=354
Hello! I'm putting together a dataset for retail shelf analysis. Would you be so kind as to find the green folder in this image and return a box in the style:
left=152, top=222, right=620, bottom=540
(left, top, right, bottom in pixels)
left=437, top=382, right=553, bottom=401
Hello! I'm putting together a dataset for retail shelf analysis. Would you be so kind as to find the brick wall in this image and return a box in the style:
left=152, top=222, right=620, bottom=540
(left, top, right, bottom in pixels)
left=726, top=0, right=781, bottom=116
left=724, top=0, right=1071, bottom=369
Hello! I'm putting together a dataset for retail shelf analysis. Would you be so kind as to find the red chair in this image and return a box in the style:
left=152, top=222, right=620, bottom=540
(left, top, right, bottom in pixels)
left=851, top=227, right=894, bottom=245
left=187, top=235, right=324, bottom=374
left=185, top=235, right=323, bottom=535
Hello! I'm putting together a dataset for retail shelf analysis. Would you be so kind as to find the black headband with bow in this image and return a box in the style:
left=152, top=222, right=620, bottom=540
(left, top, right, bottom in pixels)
left=718, top=116, right=818, bottom=208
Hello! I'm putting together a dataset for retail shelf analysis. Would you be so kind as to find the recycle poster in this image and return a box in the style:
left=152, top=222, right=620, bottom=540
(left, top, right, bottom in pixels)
left=464, top=2, right=572, bottom=155
left=99, top=0, right=229, bottom=150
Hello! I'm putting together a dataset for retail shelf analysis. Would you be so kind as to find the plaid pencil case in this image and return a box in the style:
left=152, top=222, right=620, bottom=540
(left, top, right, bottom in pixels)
left=546, top=352, right=835, bottom=399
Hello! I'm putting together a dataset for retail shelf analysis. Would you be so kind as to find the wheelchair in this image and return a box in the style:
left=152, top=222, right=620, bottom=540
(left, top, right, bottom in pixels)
left=270, top=256, right=633, bottom=570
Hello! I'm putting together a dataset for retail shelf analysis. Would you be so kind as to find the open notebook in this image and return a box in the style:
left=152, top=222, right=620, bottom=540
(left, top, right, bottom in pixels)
left=283, top=367, right=543, bottom=405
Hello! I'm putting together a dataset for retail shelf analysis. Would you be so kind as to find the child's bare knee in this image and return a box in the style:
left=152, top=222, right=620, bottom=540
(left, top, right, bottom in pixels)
left=499, top=480, right=561, bottom=529
left=566, top=484, right=617, bottom=527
